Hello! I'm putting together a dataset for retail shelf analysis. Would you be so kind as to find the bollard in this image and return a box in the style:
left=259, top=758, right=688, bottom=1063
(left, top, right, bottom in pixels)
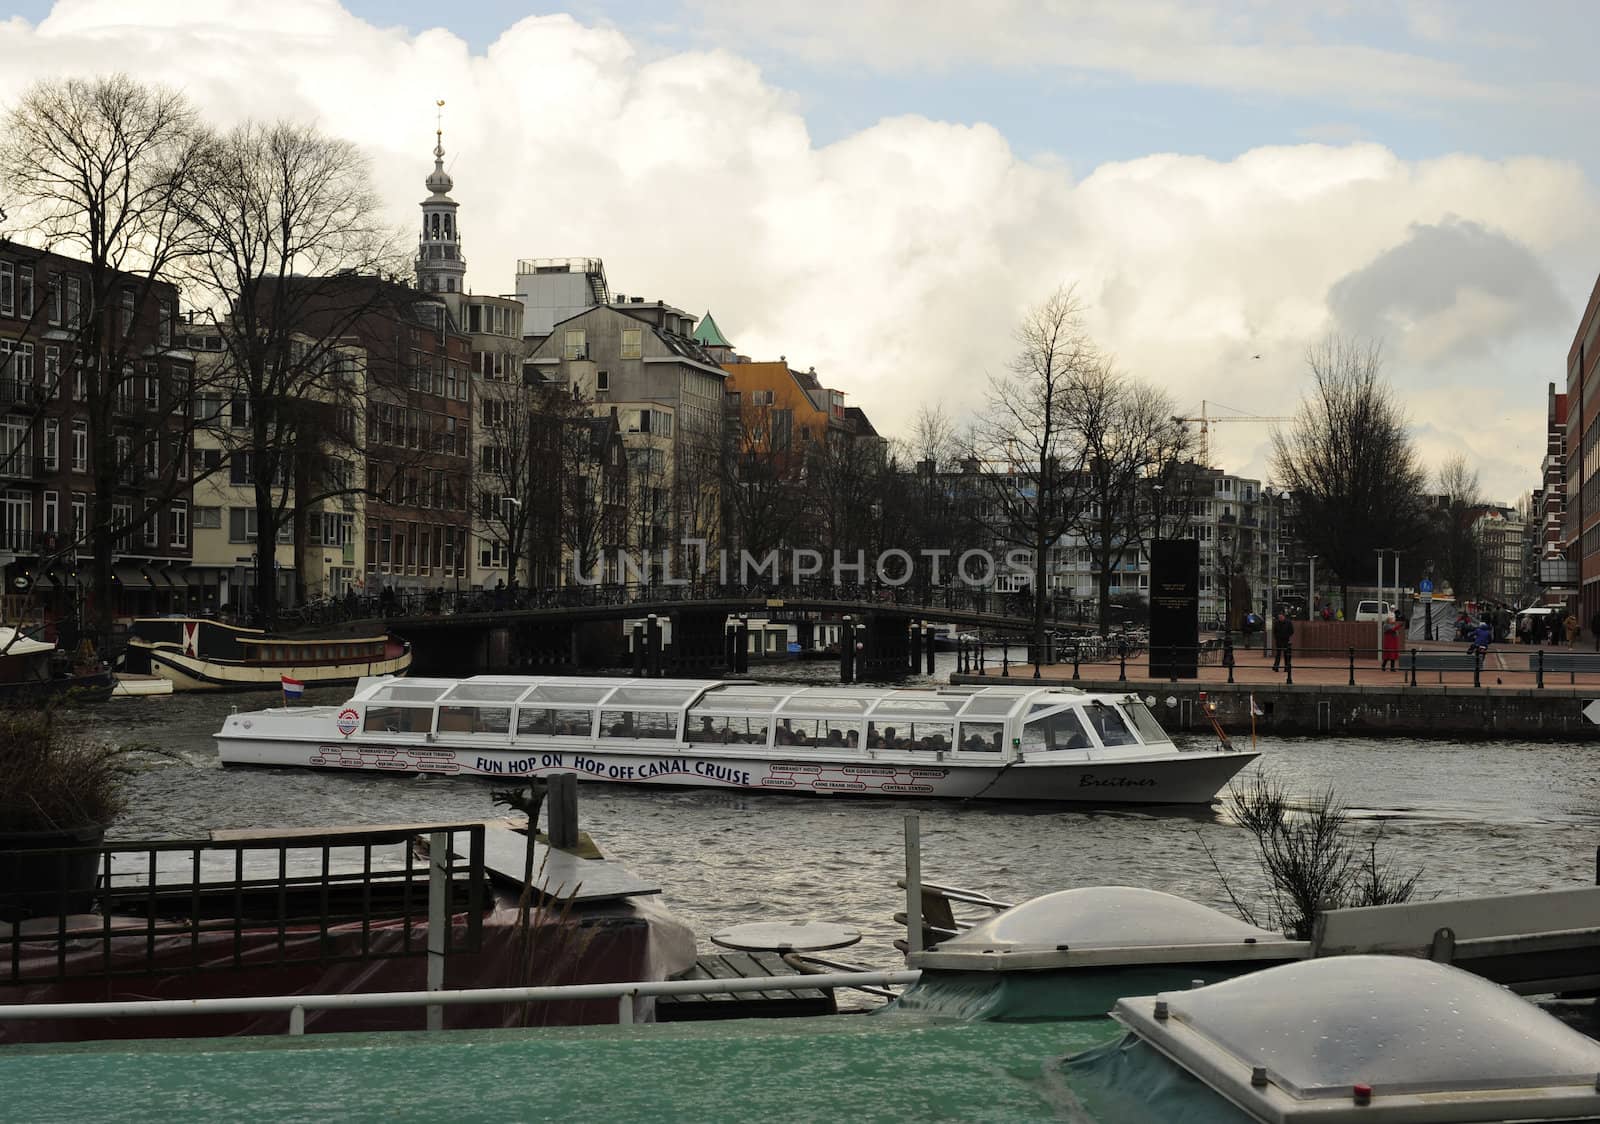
left=1002, top=639, right=1010, bottom=677
left=1072, top=642, right=1080, bottom=681
left=926, top=629, right=936, bottom=675
left=1118, top=648, right=1126, bottom=682
left=840, top=616, right=854, bottom=684
left=909, top=624, right=922, bottom=673
left=1472, top=648, right=1482, bottom=689
left=1348, top=646, right=1356, bottom=687
left=1536, top=647, right=1545, bottom=689
left=1408, top=648, right=1417, bottom=688
left=1284, top=643, right=1293, bottom=686
left=1223, top=634, right=1235, bottom=685
left=632, top=623, right=645, bottom=677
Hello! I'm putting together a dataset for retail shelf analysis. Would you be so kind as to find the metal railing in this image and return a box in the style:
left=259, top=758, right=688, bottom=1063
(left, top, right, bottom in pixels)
left=2, top=824, right=487, bottom=986
left=0, top=969, right=921, bottom=1034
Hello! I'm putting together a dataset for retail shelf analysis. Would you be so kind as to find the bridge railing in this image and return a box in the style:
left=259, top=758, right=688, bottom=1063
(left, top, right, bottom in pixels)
left=277, top=581, right=1075, bottom=629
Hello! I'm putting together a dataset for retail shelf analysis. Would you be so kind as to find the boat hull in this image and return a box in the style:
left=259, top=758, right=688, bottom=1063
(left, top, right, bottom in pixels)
left=146, top=648, right=412, bottom=692
left=215, top=731, right=1257, bottom=805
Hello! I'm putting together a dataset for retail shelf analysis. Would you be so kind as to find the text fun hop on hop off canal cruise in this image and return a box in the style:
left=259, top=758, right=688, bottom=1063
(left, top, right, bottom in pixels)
left=215, top=676, right=1257, bottom=804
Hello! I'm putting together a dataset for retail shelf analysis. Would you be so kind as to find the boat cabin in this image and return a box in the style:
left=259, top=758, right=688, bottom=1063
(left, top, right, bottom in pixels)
left=344, top=677, right=1175, bottom=759
left=238, top=636, right=393, bottom=666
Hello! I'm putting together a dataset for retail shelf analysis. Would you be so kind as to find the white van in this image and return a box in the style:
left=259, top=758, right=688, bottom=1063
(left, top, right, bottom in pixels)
left=1354, top=600, right=1392, bottom=622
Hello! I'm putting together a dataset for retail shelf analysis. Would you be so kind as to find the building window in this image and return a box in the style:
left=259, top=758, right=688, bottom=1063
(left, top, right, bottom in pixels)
left=17, top=266, right=33, bottom=319
left=71, top=419, right=87, bottom=473
left=71, top=493, right=86, bottom=537
left=145, top=363, right=160, bottom=409
left=43, top=346, right=59, bottom=397
left=120, top=289, right=135, bottom=338
left=170, top=500, right=187, bottom=548
left=228, top=506, right=259, bottom=543
left=620, top=329, right=642, bottom=360
left=144, top=436, right=160, bottom=477
left=46, top=275, right=61, bottom=326
left=143, top=498, right=159, bottom=546
left=0, top=262, right=12, bottom=317
left=65, top=277, right=81, bottom=329
left=563, top=329, right=587, bottom=360
left=597, top=370, right=610, bottom=392
left=43, top=490, right=58, bottom=535
left=193, top=505, right=221, bottom=529
left=43, top=418, right=58, bottom=472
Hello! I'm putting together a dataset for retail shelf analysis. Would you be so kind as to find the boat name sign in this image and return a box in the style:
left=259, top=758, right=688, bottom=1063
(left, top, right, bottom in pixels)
left=479, top=751, right=754, bottom=787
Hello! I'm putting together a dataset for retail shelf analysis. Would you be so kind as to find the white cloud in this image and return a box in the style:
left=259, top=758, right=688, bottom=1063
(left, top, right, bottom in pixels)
left=0, top=0, right=1594, bottom=503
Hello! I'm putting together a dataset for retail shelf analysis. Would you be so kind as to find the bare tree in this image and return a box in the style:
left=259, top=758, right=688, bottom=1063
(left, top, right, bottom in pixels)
left=1059, top=364, right=1191, bottom=631
left=181, top=120, right=401, bottom=623
left=971, top=286, right=1098, bottom=656
left=0, top=75, right=206, bottom=653
left=1270, top=338, right=1427, bottom=612
left=1430, top=452, right=1488, bottom=600
left=720, top=397, right=806, bottom=570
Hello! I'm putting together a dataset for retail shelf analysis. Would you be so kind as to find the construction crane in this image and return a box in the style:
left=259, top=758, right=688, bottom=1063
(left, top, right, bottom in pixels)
left=1175, top=400, right=1292, bottom=466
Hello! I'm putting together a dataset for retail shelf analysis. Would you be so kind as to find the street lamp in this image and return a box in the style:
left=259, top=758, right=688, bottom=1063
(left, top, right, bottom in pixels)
left=1150, top=483, right=1165, bottom=541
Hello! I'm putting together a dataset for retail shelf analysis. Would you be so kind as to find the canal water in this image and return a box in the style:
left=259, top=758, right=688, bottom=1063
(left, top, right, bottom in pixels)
left=94, top=653, right=1600, bottom=963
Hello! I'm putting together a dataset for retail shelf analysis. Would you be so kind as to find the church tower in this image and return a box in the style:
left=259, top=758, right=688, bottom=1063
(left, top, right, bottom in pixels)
left=415, top=103, right=466, bottom=294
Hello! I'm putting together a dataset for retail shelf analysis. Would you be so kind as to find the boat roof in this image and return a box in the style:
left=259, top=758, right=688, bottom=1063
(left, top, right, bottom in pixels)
left=349, top=675, right=1117, bottom=720
left=0, top=627, right=54, bottom=657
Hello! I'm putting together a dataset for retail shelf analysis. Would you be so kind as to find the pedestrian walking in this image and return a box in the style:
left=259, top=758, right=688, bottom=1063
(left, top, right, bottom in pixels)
left=1518, top=612, right=1533, bottom=645
left=1271, top=609, right=1294, bottom=673
left=1381, top=616, right=1402, bottom=672
left=1565, top=612, right=1581, bottom=648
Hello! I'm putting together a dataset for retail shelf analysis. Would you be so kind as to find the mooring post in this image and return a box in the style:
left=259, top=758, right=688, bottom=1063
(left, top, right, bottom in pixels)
left=1284, top=642, right=1293, bottom=686
left=631, top=623, right=644, bottom=678
left=426, top=831, right=448, bottom=1032
left=1408, top=648, right=1417, bottom=688
left=904, top=813, right=923, bottom=957
left=1536, top=647, right=1545, bottom=689
left=840, top=615, right=854, bottom=684
left=908, top=622, right=921, bottom=672
left=1118, top=648, right=1126, bottom=682
left=926, top=628, right=936, bottom=675
left=736, top=613, right=750, bottom=674
left=1223, top=634, right=1235, bottom=685
left=547, top=772, right=579, bottom=851
left=1002, top=639, right=1010, bottom=677
left=1472, top=648, right=1482, bottom=689
left=1349, top=646, right=1357, bottom=687
left=1072, top=641, right=1081, bottom=681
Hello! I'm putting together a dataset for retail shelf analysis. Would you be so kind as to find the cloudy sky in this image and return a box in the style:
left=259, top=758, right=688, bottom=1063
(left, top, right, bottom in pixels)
left=4, top=1, right=1596, bottom=502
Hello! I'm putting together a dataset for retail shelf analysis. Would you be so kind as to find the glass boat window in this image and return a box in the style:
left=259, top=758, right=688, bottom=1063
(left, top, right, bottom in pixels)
left=871, top=698, right=965, bottom=719
left=958, top=694, right=1024, bottom=717
left=517, top=708, right=593, bottom=737
left=958, top=721, right=1004, bottom=753
left=369, top=684, right=448, bottom=703
left=700, top=691, right=785, bottom=712
left=1084, top=703, right=1138, bottom=746
left=606, top=686, right=699, bottom=707
left=436, top=705, right=510, bottom=735
left=442, top=683, right=528, bottom=703
left=779, top=696, right=868, bottom=715
left=1021, top=708, right=1093, bottom=752
left=599, top=709, right=677, bottom=740
left=363, top=705, right=432, bottom=734
left=1123, top=699, right=1167, bottom=744
left=868, top=721, right=953, bottom=752
left=685, top=713, right=769, bottom=745
left=524, top=684, right=611, bottom=704
left=775, top=718, right=862, bottom=749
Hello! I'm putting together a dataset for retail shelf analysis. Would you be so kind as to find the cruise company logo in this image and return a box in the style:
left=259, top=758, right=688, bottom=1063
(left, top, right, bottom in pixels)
left=336, top=708, right=360, bottom=737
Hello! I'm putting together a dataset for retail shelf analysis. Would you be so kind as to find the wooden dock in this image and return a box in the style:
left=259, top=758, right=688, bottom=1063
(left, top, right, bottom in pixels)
left=657, top=951, right=837, bottom=1021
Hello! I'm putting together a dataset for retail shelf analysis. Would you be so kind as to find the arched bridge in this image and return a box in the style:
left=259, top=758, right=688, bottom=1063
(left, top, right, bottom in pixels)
left=292, top=584, right=1086, bottom=678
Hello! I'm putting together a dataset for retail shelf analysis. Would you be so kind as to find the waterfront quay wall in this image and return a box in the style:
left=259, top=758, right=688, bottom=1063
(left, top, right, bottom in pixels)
left=948, top=674, right=1600, bottom=740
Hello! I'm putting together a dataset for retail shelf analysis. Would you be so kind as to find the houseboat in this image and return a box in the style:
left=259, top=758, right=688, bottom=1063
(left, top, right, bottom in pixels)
left=125, top=617, right=411, bottom=692
left=215, top=676, right=1257, bottom=804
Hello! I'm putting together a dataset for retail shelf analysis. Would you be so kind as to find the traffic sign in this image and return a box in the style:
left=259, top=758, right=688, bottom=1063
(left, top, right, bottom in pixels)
left=1418, top=578, right=1433, bottom=603
left=1584, top=699, right=1600, bottom=725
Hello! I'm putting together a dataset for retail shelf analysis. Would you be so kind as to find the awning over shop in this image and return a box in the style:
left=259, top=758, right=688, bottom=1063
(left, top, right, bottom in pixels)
left=29, top=570, right=57, bottom=590
left=113, top=564, right=154, bottom=590
left=147, top=568, right=182, bottom=590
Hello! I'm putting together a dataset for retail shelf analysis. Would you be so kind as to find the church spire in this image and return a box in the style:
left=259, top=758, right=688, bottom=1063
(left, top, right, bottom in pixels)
left=416, top=99, right=465, bottom=294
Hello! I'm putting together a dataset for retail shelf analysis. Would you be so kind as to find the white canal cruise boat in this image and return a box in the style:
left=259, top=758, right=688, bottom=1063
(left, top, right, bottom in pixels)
left=216, top=676, right=1257, bottom=804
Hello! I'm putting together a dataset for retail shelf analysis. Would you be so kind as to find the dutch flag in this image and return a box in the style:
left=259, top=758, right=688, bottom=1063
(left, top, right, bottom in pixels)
left=1249, top=695, right=1264, bottom=717
left=281, top=675, right=305, bottom=701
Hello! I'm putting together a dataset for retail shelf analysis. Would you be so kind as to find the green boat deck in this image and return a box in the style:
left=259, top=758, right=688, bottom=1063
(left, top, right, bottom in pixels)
left=1, top=1013, right=1120, bottom=1123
